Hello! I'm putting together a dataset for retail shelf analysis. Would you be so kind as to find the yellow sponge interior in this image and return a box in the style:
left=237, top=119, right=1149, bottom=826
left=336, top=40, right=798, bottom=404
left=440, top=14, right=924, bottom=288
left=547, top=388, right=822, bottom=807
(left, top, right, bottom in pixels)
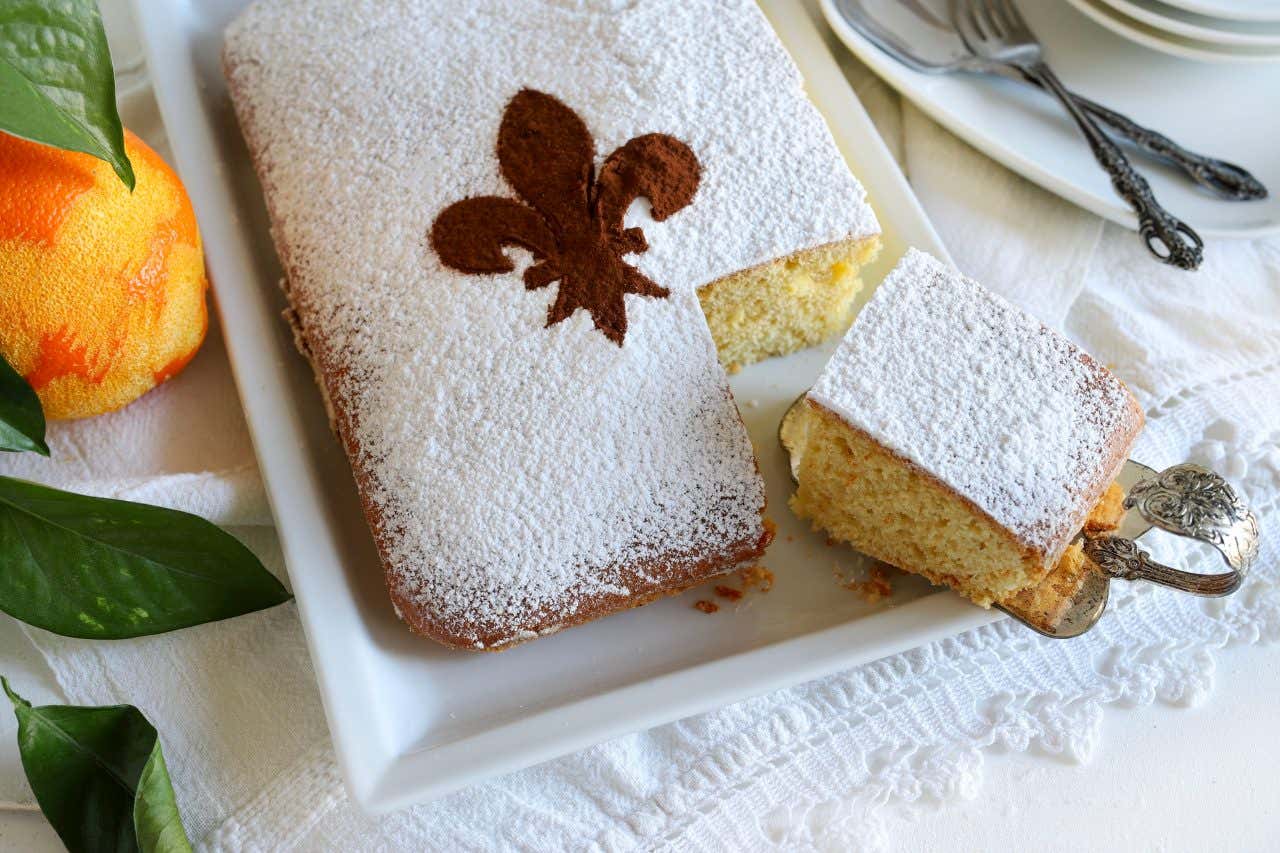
left=697, top=236, right=880, bottom=371
left=788, top=401, right=1046, bottom=606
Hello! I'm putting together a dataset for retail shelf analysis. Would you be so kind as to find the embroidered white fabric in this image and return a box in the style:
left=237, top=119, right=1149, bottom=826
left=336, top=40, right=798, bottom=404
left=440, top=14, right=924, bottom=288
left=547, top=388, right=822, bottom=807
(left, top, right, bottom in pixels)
left=2, top=13, right=1278, bottom=852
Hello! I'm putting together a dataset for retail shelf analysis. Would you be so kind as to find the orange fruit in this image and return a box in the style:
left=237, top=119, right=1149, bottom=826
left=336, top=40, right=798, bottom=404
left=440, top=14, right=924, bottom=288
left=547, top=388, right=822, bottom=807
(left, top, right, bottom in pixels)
left=0, top=129, right=208, bottom=420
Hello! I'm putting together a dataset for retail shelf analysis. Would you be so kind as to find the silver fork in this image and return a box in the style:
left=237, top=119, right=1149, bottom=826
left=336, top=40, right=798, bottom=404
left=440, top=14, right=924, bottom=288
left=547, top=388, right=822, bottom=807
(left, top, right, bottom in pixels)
left=832, top=0, right=1266, bottom=201
left=952, top=0, right=1204, bottom=270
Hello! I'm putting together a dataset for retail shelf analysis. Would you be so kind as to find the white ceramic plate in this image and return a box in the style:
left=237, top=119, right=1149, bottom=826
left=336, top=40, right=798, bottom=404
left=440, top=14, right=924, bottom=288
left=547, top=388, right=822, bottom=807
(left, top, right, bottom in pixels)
left=1070, top=0, right=1280, bottom=60
left=822, top=0, right=1280, bottom=238
left=131, top=0, right=997, bottom=814
left=1097, top=0, right=1280, bottom=47
left=1161, top=0, right=1280, bottom=22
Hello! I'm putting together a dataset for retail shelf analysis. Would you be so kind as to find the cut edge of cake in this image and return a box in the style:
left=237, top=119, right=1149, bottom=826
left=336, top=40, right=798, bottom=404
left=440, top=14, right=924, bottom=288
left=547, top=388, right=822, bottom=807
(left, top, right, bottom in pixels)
left=789, top=400, right=1066, bottom=605
left=698, top=236, right=882, bottom=372
left=791, top=384, right=1138, bottom=609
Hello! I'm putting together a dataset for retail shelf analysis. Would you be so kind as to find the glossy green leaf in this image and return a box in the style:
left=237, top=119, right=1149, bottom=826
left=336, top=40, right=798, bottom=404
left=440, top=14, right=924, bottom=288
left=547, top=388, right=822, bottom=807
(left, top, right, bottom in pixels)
left=0, top=352, right=48, bottom=455
left=0, top=0, right=134, bottom=189
left=3, top=677, right=192, bottom=853
left=0, top=476, right=291, bottom=639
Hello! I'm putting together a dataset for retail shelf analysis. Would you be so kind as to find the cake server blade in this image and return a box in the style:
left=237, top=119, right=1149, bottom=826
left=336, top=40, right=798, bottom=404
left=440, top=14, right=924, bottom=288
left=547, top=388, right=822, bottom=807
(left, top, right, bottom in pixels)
left=995, top=459, right=1157, bottom=640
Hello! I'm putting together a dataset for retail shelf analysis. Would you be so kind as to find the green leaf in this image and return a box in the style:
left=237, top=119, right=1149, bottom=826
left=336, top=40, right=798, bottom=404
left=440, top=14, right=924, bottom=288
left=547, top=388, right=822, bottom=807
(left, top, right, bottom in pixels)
left=133, top=742, right=191, bottom=853
left=0, top=0, right=134, bottom=189
left=0, top=476, right=291, bottom=639
left=0, top=352, right=48, bottom=455
left=3, top=677, right=193, bottom=853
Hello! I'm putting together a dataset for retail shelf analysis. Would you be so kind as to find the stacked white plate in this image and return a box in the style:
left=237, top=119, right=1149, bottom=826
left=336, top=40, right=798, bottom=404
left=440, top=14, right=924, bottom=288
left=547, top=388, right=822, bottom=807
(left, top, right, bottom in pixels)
left=1066, top=0, right=1280, bottom=62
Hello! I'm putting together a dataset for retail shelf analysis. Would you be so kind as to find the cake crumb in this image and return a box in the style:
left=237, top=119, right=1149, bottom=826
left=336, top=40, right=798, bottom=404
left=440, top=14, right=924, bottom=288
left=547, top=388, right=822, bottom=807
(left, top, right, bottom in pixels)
left=835, top=564, right=894, bottom=604
left=714, top=585, right=743, bottom=601
left=746, top=399, right=760, bottom=408
left=695, top=565, right=773, bottom=615
left=740, top=564, right=774, bottom=593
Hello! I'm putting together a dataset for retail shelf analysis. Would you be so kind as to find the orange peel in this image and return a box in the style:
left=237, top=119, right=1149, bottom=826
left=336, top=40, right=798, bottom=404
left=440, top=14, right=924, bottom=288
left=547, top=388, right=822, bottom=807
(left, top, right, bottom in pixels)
left=0, top=129, right=208, bottom=420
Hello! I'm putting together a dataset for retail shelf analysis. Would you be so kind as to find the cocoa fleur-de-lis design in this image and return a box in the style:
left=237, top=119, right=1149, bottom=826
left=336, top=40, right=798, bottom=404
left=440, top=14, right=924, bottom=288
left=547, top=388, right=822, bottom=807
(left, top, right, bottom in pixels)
left=430, top=89, right=701, bottom=345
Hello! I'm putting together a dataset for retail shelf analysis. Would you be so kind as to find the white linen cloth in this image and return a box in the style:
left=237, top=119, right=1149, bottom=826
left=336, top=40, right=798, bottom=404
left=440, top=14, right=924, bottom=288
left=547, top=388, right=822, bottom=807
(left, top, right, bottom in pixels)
left=3, top=13, right=1279, bottom=851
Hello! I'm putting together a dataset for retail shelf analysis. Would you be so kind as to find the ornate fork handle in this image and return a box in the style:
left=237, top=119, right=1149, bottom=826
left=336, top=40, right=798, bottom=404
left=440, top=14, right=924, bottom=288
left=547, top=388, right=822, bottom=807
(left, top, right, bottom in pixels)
left=1084, top=464, right=1260, bottom=597
left=1020, top=61, right=1204, bottom=270
left=1064, top=93, right=1267, bottom=202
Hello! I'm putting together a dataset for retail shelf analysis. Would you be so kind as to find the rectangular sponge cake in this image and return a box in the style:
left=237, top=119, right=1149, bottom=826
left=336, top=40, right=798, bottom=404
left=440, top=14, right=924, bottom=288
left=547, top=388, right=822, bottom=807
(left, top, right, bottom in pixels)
left=789, top=249, right=1143, bottom=607
left=223, top=0, right=877, bottom=649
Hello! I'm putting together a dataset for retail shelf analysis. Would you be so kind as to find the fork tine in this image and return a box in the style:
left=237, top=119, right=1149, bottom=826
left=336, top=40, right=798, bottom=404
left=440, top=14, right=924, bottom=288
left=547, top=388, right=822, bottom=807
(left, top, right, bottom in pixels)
left=956, top=0, right=1044, bottom=63
left=988, top=0, right=1008, bottom=37
left=1003, top=0, right=1020, bottom=27
left=996, top=0, right=1030, bottom=39
left=970, top=0, right=996, bottom=39
left=984, top=0, right=1009, bottom=39
left=986, top=0, right=1009, bottom=35
left=951, top=0, right=971, bottom=38
left=957, top=0, right=987, bottom=41
left=988, top=0, right=1008, bottom=38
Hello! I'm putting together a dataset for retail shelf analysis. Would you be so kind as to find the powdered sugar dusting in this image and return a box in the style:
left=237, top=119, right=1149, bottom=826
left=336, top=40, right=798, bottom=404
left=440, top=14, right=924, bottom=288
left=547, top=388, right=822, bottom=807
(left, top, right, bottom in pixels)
left=810, top=249, right=1142, bottom=560
left=224, top=0, right=876, bottom=646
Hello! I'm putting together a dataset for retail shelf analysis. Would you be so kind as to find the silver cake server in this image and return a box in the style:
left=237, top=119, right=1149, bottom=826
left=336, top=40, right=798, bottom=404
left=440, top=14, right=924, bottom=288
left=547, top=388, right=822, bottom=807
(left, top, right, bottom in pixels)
left=779, top=396, right=1260, bottom=639
left=828, top=0, right=1268, bottom=202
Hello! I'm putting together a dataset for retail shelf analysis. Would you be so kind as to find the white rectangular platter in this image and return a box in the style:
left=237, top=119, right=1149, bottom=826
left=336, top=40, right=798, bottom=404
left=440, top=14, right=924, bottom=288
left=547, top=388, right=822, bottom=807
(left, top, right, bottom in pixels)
left=131, top=0, right=999, bottom=813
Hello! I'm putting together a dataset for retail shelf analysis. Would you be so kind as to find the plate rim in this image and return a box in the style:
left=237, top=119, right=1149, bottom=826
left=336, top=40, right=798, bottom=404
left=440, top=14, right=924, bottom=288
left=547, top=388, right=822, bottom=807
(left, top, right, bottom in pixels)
left=1096, top=0, right=1280, bottom=48
left=128, top=0, right=1001, bottom=814
left=1159, top=0, right=1280, bottom=23
left=1066, top=0, right=1280, bottom=61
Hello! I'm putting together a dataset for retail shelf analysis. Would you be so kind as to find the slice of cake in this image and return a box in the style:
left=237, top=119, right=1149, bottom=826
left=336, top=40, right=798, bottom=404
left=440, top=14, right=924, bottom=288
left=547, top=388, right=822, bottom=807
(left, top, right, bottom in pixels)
left=223, top=0, right=876, bottom=649
left=788, top=249, right=1143, bottom=607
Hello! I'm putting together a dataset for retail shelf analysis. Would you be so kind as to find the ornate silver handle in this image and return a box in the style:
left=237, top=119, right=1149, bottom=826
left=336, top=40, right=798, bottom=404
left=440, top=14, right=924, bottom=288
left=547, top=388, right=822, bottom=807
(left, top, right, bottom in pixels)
left=1083, top=464, right=1260, bottom=597
left=1022, top=61, right=1204, bottom=270
left=1067, top=94, right=1268, bottom=202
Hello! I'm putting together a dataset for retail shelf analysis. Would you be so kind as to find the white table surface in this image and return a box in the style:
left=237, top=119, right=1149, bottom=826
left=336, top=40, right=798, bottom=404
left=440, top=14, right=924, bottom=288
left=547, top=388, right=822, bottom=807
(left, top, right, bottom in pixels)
left=1, top=1, right=1276, bottom=850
